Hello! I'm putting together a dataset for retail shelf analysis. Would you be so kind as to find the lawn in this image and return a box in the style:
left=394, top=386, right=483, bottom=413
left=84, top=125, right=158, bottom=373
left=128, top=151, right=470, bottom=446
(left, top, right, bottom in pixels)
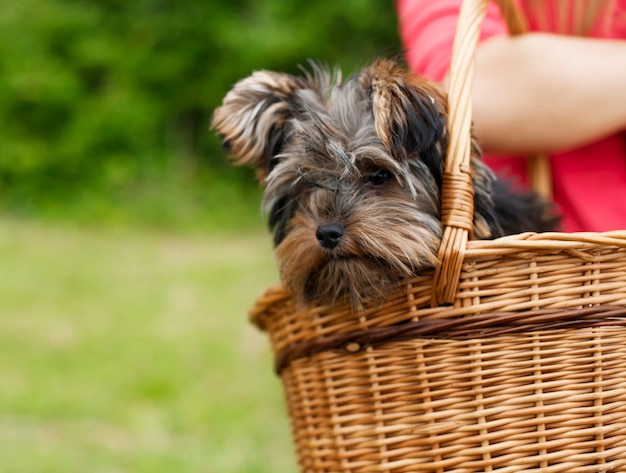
left=0, top=218, right=297, bottom=473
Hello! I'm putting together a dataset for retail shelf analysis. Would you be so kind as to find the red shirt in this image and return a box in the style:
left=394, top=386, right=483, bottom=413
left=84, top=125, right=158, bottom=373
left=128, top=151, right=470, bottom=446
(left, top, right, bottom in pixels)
left=397, top=0, right=626, bottom=232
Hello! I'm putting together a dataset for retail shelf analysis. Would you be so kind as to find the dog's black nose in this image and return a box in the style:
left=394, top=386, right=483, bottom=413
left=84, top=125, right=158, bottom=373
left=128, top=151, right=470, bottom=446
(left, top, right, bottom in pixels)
left=316, top=223, right=345, bottom=249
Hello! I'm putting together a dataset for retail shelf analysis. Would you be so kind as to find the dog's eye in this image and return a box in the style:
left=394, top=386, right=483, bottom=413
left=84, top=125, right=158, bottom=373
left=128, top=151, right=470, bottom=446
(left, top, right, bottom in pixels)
left=268, top=155, right=280, bottom=173
left=368, top=169, right=393, bottom=187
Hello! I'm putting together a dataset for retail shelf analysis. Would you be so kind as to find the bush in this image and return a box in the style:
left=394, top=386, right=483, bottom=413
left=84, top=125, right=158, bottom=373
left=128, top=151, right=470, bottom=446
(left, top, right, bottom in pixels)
left=0, top=0, right=400, bottom=229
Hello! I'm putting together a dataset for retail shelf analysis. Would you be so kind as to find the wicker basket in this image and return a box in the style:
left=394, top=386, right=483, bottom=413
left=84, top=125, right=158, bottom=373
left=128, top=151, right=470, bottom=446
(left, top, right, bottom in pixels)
left=249, top=1, right=626, bottom=471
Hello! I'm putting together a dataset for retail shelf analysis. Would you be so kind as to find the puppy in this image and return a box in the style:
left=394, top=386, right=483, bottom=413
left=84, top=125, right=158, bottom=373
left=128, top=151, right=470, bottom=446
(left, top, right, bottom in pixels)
left=212, top=58, right=558, bottom=309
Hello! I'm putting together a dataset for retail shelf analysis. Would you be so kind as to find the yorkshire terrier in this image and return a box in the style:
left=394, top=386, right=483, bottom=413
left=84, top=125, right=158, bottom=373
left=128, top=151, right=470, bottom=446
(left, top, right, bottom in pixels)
left=212, top=58, right=559, bottom=309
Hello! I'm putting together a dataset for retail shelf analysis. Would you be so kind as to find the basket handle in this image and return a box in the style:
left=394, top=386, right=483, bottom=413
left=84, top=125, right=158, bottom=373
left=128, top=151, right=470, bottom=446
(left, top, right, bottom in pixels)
left=432, top=0, right=528, bottom=305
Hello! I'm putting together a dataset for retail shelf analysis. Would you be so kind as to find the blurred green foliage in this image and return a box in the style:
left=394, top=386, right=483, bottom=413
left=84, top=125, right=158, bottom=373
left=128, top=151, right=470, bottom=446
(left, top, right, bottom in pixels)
left=0, top=0, right=400, bottom=229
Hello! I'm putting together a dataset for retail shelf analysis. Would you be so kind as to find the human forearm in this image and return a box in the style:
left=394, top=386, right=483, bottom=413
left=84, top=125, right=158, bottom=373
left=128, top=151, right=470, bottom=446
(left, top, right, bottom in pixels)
left=471, top=33, right=626, bottom=154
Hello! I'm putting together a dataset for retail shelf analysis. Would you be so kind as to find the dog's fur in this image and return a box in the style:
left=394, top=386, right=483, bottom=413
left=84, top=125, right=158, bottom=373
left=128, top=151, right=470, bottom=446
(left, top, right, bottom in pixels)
left=212, top=58, right=559, bottom=309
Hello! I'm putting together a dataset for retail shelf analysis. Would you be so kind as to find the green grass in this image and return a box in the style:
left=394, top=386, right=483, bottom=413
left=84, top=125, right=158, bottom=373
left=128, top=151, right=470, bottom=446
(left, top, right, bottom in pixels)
left=0, top=218, right=297, bottom=473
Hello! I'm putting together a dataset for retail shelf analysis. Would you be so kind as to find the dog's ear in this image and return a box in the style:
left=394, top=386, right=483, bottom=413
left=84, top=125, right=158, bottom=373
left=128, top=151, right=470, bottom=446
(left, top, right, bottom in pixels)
left=359, top=58, right=447, bottom=164
left=361, top=59, right=505, bottom=239
left=211, top=71, right=309, bottom=181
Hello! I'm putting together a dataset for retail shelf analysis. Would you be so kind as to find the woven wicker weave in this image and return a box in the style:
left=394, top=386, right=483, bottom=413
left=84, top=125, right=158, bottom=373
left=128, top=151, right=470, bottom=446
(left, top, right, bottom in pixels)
left=249, top=1, right=626, bottom=471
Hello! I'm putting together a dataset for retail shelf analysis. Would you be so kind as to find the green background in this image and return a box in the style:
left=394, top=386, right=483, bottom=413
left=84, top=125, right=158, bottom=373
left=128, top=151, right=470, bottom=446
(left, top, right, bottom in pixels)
left=2, top=0, right=400, bottom=231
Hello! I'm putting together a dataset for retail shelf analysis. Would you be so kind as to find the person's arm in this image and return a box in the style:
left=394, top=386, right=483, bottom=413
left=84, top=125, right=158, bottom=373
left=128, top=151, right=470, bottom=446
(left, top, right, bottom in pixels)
left=471, top=33, right=626, bottom=154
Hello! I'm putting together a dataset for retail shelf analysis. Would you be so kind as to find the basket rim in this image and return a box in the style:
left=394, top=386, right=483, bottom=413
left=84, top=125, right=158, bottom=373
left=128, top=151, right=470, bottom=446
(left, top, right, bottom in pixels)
left=272, top=304, right=626, bottom=373
left=251, top=229, right=626, bottom=374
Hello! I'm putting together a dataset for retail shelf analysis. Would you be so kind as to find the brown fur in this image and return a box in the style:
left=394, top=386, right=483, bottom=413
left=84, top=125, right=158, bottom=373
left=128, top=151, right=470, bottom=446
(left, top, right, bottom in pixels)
left=212, top=58, right=559, bottom=310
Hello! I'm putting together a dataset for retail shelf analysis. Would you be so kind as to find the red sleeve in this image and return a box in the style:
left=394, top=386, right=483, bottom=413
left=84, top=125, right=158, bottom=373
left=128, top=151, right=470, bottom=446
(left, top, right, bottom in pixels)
left=396, top=0, right=511, bottom=81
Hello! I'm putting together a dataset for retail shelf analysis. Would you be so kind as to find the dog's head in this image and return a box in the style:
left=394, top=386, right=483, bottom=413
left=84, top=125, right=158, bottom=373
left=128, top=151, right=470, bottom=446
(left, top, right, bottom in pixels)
left=212, top=58, right=498, bottom=309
